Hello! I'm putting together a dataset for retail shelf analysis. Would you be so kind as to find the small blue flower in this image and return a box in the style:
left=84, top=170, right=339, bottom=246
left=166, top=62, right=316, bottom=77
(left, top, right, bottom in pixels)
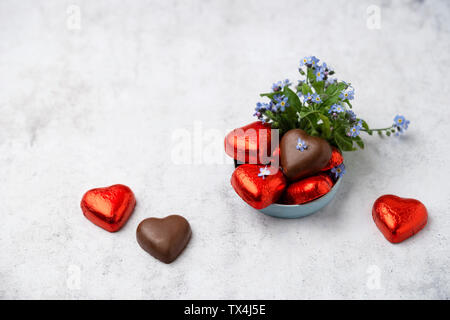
left=299, top=56, right=311, bottom=67
left=271, top=79, right=291, bottom=92
left=296, top=138, right=308, bottom=151
left=312, top=93, right=322, bottom=104
left=393, top=115, right=410, bottom=136
left=346, top=109, right=357, bottom=121
left=356, top=120, right=363, bottom=129
left=303, top=93, right=313, bottom=103
left=255, top=102, right=266, bottom=111
left=310, top=56, right=320, bottom=68
left=297, top=91, right=302, bottom=99
left=331, top=164, right=346, bottom=179
left=270, top=101, right=278, bottom=112
left=315, top=67, right=325, bottom=81
left=340, top=88, right=355, bottom=100
left=276, top=96, right=289, bottom=111
left=348, top=124, right=361, bottom=137
left=393, top=115, right=406, bottom=127
left=258, top=166, right=271, bottom=179
left=328, top=104, right=344, bottom=114
left=271, top=81, right=283, bottom=92
left=321, top=62, right=333, bottom=74
left=347, top=89, right=355, bottom=100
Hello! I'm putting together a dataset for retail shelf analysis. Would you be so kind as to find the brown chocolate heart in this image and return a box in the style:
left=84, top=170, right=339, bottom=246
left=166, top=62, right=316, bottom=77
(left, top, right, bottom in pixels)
left=280, top=129, right=332, bottom=181
left=136, top=215, right=192, bottom=264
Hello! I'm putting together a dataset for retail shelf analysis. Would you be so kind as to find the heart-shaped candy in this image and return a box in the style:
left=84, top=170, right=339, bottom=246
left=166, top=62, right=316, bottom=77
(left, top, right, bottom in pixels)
left=136, top=215, right=192, bottom=264
left=321, top=146, right=344, bottom=171
left=231, top=164, right=286, bottom=209
left=81, top=184, right=136, bottom=232
left=372, top=195, right=428, bottom=243
left=280, top=129, right=332, bottom=181
left=224, top=121, right=273, bottom=164
left=281, top=173, right=333, bottom=205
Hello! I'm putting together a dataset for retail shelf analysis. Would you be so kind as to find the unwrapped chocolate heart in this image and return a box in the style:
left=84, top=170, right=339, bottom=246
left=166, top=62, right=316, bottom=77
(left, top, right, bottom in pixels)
left=231, top=164, right=286, bottom=209
left=281, top=173, right=333, bottom=205
left=280, top=129, right=332, bottom=181
left=224, top=121, right=273, bottom=164
left=372, top=195, right=428, bottom=243
left=81, top=184, right=136, bottom=232
left=136, top=215, right=192, bottom=264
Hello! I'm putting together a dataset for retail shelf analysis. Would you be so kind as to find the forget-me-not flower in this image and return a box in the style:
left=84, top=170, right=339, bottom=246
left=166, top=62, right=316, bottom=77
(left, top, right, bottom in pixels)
left=296, top=138, right=308, bottom=151
left=312, top=93, right=322, bottom=104
left=331, top=164, right=346, bottom=179
left=258, top=166, right=271, bottom=179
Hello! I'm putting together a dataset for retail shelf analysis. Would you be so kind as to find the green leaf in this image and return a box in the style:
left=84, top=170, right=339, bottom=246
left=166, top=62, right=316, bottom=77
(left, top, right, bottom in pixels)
left=318, top=114, right=331, bottom=139
left=307, top=67, right=315, bottom=83
left=283, top=87, right=302, bottom=110
left=335, top=131, right=354, bottom=151
left=299, top=68, right=305, bottom=76
left=336, top=82, right=347, bottom=91
left=301, top=83, right=312, bottom=95
left=361, top=120, right=370, bottom=130
left=281, top=87, right=301, bottom=128
left=355, top=136, right=364, bottom=149
left=360, top=120, right=372, bottom=135
left=260, top=92, right=276, bottom=99
left=345, top=100, right=353, bottom=108
left=386, top=131, right=391, bottom=136
left=312, top=80, right=325, bottom=94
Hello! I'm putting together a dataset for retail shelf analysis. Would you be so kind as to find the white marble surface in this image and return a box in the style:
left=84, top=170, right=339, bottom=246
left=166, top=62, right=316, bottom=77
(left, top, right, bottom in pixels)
left=1, top=0, right=449, bottom=299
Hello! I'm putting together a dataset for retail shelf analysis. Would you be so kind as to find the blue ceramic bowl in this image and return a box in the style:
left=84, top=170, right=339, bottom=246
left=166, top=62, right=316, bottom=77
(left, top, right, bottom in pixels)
left=259, top=177, right=342, bottom=219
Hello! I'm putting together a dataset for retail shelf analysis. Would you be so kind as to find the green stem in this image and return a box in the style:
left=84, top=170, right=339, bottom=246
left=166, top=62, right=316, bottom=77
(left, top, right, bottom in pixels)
left=361, top=126, right=393, bottom=132
left=301, top=110, right=321, bottom=117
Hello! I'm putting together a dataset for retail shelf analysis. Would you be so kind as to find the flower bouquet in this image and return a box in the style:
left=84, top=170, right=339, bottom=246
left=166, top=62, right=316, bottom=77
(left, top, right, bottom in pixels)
left=224, top=56, right=409, bottom=218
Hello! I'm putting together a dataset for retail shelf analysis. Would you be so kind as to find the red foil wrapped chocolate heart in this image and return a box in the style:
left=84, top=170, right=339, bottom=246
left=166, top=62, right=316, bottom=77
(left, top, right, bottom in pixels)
left=231, top=164, right=286, bottom=209
left=372, top=195, right=428, bottom=243
left=321, top=147, right=344, bottom=171
left=224, top=121, right=273, bottom=164
left=81, top=184, right=136, bottom=232
left=281, top=173, right=333, bottom=205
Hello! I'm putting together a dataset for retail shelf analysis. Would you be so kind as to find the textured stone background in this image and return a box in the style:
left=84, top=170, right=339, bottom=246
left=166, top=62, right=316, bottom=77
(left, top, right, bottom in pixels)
left=0, top=0, right=449, bottom=299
